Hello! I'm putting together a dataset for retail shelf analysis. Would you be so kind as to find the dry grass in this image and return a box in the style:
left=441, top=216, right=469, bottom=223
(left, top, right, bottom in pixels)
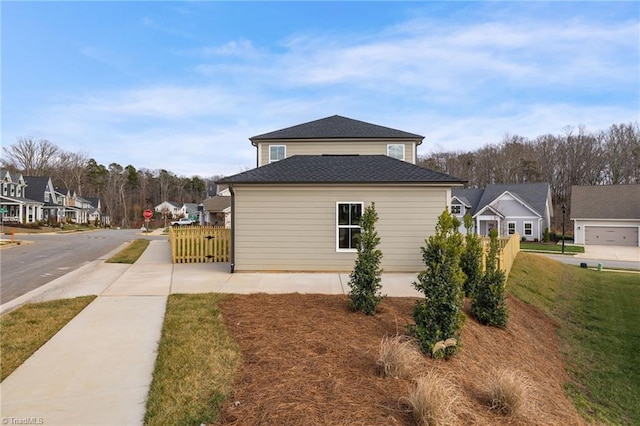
left=376, top=335, right=424, bottom=379
left=487, top=367, right=533, bottom=416
left=0, top=296, right=96, bottom=381
left=106, top=239, right=149, bottom=263
left=405, top=370, right=461, bottom=426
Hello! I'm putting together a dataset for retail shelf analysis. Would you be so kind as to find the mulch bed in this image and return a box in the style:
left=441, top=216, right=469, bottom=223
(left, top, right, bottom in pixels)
left=216, top=294, right=584, bottom=425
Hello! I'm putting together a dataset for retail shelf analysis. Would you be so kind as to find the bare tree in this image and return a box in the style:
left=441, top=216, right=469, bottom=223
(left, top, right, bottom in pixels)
left=1, top=137, right=60, bottom=175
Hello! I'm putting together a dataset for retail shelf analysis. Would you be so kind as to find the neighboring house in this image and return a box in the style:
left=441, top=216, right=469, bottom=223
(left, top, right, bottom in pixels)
left=1, top=170, right=44, bottom=223
left=451, top=183, right=553, bottom=241
left=154, top=201, right=182, bottom=219
left=571, top=184, right=640, bottom=247
left=202, top=196, right=232, bottom=228
left=218, top=115, right=464, bottom=272
left=250, top=114, right=423, bottom=167
left=23, top=176, right=63, bottom=223
left=180, top=203, right=199, bottom=220
left=85, top=197, right=109, bottom=225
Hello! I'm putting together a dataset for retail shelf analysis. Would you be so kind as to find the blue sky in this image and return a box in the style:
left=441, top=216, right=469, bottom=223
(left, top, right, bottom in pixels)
left=2, top=1, right=639, bottom=178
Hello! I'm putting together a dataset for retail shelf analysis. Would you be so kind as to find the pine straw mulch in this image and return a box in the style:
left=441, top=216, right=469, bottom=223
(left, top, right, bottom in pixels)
left=215, top=294, right=585, bottom=426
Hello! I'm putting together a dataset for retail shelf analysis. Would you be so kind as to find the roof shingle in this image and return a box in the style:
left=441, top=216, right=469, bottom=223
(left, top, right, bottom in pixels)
left=250, top=115, right=424, bottom=141
left=218, top=155, right=464, bottom=184
left=571, top=184, right=640, bottom=219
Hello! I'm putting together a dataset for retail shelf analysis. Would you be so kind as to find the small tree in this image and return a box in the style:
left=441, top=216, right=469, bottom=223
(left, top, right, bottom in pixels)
left=348, top=202, right=384, bottom=315
left=460, top=213, right=483, bottom=298
left=409, top=209, right=465, bottom=358
left=471, top=228, right=509, bottom=328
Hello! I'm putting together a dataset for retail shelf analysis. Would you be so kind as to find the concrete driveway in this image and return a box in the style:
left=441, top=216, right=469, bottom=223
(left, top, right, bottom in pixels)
left=578, top=245, right=640, bottom=262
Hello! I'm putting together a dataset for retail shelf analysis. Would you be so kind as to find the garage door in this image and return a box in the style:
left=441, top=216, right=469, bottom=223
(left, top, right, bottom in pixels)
left=585, top=226, right=639, bottom=246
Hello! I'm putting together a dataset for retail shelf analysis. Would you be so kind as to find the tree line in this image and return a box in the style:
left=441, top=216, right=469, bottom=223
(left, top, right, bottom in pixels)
left=417, top=122, right=639, bottom=229
left=3, top=121, right=637, bottom=230
left=1, top=138, right=217, bottom=227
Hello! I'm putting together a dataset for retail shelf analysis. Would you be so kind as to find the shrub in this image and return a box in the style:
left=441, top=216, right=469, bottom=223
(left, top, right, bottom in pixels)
left=460, top=213, right=482, bottom=298
left=487, top=368, right=532, bottom=416
left=347, top=202, right=384, bottom=315
left=376, top=335, right=423, bottom=379
left=405, top=371, right=460, bottom=426
left=409, top=209, right=465, bottom=358
left=543, top=227, right=550, bottom=242
left=471, top=229, right=508, bottom=328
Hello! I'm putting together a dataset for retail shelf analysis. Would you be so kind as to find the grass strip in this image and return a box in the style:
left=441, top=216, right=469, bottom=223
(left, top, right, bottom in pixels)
left=0, top=296, right=96, bottom=381
left=106, top=239, right=150, bottom=263
left=144, top=294, right=240, bottom=426
left=508, top=252, right=640, bottom=425
left=520, top=242, right=584, bottom=253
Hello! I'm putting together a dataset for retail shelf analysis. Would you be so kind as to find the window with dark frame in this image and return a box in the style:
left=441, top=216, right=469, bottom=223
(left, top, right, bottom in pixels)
left=337, top=202, right=363, bottom=250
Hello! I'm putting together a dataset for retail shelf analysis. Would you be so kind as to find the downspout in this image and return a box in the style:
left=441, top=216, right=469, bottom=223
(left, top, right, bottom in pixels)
left=229, top=185, right=236, bottom=273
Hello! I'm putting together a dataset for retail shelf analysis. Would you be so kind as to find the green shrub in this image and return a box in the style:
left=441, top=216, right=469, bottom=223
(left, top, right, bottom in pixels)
left=460, top=214, right=482, bottom=298
left=347, top=202, right=384, bottom=315
left=471, top=228, right=508, bottom=328
left=409, top=209, right=465, bottom=358
left=543, top=227, right=550, bottom=242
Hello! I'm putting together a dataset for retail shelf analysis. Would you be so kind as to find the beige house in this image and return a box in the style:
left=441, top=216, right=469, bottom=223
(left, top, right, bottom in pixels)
left=219, top=115, right=464, bottom=272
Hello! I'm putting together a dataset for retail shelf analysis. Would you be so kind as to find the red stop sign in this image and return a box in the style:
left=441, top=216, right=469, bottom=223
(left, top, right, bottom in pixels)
left=143, top=209, right=153, bottom=219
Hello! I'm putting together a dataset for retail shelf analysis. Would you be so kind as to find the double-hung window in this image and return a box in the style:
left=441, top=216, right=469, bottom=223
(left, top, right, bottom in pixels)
left=387, top=144, right=405, bottom=161
left=337, top=202, right=363, bottom=251
left=451, top=204, right=461, bottom=215
left=269, top=145, right=286, bottom=163
left=524, top=222, right=533, bottom=236
left=507, top=222, right=516, bottom=235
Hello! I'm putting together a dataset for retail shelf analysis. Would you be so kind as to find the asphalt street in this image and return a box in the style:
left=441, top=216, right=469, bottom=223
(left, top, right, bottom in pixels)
left=0, top=229, right=164, bottom=303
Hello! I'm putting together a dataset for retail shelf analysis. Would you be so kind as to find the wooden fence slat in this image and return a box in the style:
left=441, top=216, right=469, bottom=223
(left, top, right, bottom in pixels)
left=169, top=226, right=231, bottom=263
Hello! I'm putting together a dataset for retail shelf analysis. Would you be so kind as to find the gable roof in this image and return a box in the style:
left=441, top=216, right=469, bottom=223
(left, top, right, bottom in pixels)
left=218, top=155, right=464, bottom=185
left=250, top=115, right=424, bottom=141
left=452, top=183, right=551, bottom=217
left=571, top=184, right=640, bottom=220
left=203, top=196, right=232, bottom=212
left=23, top=176, right=59, bottom=205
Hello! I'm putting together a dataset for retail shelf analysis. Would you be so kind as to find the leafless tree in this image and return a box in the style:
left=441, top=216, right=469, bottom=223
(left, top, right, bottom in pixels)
left=1, top=137, right=60, bottom=176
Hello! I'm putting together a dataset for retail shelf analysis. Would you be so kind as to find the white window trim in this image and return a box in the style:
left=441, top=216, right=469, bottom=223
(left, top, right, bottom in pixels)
left=269, top=145, right=286, bottom=163
left=524, top=221, right=533, bottom=236
left=507, top=221, right=517, bottom=235
left=387, top=144, right=405, bottom=161
left=336, top=201, right=364, bottom=252
left=451, top=204, right=462, bottom=215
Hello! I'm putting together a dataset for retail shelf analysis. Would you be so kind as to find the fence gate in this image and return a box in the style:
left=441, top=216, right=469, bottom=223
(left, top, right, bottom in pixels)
left=169, top=226, right=231, bottom=263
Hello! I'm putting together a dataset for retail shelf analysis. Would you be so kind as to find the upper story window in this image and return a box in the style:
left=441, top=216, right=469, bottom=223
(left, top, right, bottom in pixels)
left=45, top=192, right=50, bottom=202
left=10, top=185, right=15, bottom=196
left=16, top=187, right=21, bottom=197
left=269, top=145, right=286, bottom=163
left=387, top=144, right=405, bottom=161
left=337, top=202, right=363, bottom=251
left=2, top=183, right=6, bottom=196
left=451, top=205, right=461, bottom=215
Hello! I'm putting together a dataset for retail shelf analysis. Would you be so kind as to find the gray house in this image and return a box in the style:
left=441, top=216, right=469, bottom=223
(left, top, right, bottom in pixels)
left=219, top=115, right=465, bottom=272
left=571, top=184, right=639, bottom=247
left=451, top=183, right=553, bottom=241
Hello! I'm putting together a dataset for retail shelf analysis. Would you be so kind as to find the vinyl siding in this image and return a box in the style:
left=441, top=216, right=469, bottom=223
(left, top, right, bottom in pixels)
left=232, top=185, right=448, bottom=271
left=257, top=139, right=416, bottom=166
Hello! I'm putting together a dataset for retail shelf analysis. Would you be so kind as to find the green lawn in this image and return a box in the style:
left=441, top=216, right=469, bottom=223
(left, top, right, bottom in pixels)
left=508, top=252, right=640, bottom=425
left=106, top=239, right=150, bottom=263
left=520, top=242, right=584, bottom=254
left=0, top=296, right=96, bottom=381
left=144, top=294, right=240, bottom=426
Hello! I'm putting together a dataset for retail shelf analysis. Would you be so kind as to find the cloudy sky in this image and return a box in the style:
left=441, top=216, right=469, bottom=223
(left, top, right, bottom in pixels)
left=2, top=1, right=638, bottom=177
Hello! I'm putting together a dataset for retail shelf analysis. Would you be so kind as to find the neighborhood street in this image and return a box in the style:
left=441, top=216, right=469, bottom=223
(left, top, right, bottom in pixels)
left=0, top=229, right=164, bottom=303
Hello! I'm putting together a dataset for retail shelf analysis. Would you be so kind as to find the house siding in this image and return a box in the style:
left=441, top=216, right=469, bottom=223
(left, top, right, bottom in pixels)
left=257, top=140, right=416, bottom=166
left=232, top=185, right=448, bottom=272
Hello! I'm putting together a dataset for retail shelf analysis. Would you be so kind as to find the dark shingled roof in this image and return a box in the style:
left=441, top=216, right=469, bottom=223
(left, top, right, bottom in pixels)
left=250, top=115, right=424, bottom=141
left=453, top=183, right=551, bottom=217
left=218, top=155, right=464, bottom=184
left=571, top=184, right=640, bottom=220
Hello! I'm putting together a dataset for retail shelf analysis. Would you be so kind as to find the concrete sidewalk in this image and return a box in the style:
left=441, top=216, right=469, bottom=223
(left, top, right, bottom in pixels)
left=1, top=240, right=172, bottom=425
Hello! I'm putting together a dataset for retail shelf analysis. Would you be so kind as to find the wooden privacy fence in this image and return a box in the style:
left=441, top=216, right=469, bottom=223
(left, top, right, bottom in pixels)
left=169, top=226, right=231, bottom=263
left=480, top=233, right=521, bottom=279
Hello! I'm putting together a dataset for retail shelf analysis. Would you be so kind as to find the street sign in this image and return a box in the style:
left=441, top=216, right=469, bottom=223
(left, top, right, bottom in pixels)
left=143, top=209, right=153, bottom=219
left=0, top=208, right=7, bottom=213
